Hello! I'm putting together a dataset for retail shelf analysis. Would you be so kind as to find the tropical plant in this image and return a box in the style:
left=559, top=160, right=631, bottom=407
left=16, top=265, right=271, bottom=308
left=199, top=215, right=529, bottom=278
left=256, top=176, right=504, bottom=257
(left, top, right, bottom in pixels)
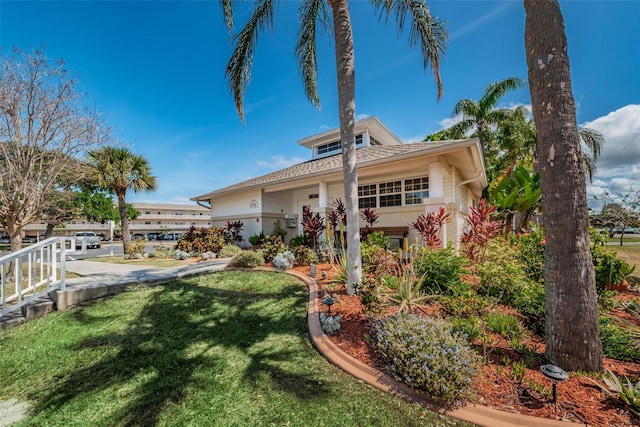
left=292, top=245, right=315, bottom=266
left=360, top=207, right=380, bottom=239
left=225, top=220, right=244, bottom=244
left=301, top=206, right=324, bottom=248
left=589, top=370, right=640, bottom=417
left=176, top=226, right=226, bottom=255
left=220, top=0, right=447, bottom=294
left=525, top=0, right=603, bottom=370
left=459, top=199, right=502, bottom=262
left=410, top=206, right=450, bottom=248
left=87, top=146, right=157, bottom=254
left=248, top=231, right=266, bottom=246
left=579, top=127, right=605, bottom=183
left=412, top=246, right=468, bottom=295
left=450, top=77, right=526, bottom=157
left=261, top=235, right=288, bottom=263
left=383, top=267, right=433, bottom=313
left=489, top=166, right=541, bottom=234
left=228, top=250, right=265, bottom=268
left=319, top=313, right=342, bottom=335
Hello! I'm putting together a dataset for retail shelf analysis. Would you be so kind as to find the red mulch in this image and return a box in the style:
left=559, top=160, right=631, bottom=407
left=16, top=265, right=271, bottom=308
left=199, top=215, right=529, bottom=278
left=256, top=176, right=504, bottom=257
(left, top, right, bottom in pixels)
left=290, top=263, right=640, bottom=427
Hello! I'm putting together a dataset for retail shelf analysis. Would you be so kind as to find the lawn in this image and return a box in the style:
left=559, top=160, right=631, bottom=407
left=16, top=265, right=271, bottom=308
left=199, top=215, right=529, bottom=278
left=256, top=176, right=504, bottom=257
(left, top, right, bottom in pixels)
left=610, top=244, right=640, bottom=283
left=87, top=255, right=197, bottom=268
left=0, top=271, right=470, bottom=427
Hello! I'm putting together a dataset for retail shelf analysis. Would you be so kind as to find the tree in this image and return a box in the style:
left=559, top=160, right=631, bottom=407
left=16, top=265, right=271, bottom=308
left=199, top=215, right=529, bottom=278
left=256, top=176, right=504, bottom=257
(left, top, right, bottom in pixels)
left=452, top=77, right=526, bottom=156
left=87, top=146, right=157, bottom=254
left=0, top=47, right=108, bottom=252
left=592, top=190, right=640, bottom=244
left=524, top=0, right=603, bottom=371
left=220, top=0, right=446, bottom=293
left=579, top=127, right=605, bottom=183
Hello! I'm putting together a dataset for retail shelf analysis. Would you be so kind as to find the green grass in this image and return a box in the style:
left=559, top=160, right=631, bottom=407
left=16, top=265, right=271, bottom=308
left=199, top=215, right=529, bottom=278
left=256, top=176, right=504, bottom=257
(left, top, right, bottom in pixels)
left=610, top=245, right=640, bottom=284
left=0, top=271, right=471, bottom=427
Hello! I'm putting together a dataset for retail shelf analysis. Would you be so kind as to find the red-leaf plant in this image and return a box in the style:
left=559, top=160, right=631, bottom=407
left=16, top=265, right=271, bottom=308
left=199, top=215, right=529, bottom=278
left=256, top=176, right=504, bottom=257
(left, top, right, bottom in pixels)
left=301, top=206, right=325, bottom=248
left=410, top=206, right=451, bottom=249
left=360, top=207, right=380, bottom=239
left=460, top=199, right=503, bottom=262
left=225, top=220, right=244, bottom=244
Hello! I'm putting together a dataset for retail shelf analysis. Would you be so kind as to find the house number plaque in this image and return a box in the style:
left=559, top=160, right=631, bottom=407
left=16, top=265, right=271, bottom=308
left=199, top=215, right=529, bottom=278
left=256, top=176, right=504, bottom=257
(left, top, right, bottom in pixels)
left=249, top=199, right=258, bottom=208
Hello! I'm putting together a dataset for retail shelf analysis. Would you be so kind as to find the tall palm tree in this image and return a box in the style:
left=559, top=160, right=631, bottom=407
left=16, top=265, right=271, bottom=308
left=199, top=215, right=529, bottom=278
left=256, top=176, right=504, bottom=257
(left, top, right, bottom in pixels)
left=525, top=0, right=602, bottom=372
left=452, top=77, right=526, bottom=156
left=220, top=0, right=446, bottom=294
left=87, top=146, right=157, bottom=254
left=579, top=127, right=605, bottom=183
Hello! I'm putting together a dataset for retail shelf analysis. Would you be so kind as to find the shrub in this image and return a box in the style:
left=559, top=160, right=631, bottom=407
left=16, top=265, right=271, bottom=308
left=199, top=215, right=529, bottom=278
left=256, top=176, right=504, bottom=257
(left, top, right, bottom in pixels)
left=152, top=244, right=174, bottom=258
left=484, top=312, right=524, bottom=340
left=600, top=316, right=640, bottom=362
left=592, top=246, right=636, bottom=293
left=353, top=277, right=384, bottom=316
left=219, top=244, right=242, bottom=258
left=248, top=231, right=266, bottom=246
left=174, top=250, right=190, bottom=260
left=371, top=313, right=480, bottom=403
left=228, top=250, right=264, bottom=268
left=225, top=220, right=244, bottom=244
left=176, top=226, right=225, bottom=255
left=262, top=235, right=288, bottom=263
left=450, top=315, right=485, bottom=342
left=125, top=239, right=147, bottom=257
left=292, top=245, right=314, bottom=266
left=509, top=226, right=545, bottom=283
left=301, top=206, right=324, bottom=248
left=412, top=246, right=468, bottom=295
left=365, top=231, right=390, bottom=249
left=289, top=234, right=310, bottom=248
left=273, top=250, right=295, bottom=270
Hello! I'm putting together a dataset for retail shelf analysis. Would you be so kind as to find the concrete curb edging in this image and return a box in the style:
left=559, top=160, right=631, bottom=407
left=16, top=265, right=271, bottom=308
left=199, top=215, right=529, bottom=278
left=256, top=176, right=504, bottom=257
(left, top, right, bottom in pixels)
left=282, top=269, right=584, bottom=427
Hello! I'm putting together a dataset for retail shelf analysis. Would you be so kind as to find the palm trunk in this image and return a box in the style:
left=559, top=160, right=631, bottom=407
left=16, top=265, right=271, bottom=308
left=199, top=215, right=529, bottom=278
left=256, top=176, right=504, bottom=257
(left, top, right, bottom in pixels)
left=44, top=223, right=55, bottom=239
left=329, top=0, right=362, bottom=294
left=524, top=0, right=602, bottom=371
left=117, top=192, right=131, bottom=255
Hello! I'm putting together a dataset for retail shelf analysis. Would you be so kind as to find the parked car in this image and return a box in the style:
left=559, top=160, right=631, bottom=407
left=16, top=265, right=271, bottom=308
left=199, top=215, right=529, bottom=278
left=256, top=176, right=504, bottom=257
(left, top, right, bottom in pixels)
left=147, top=232, right=160, bottom=241
left=132, top=233, right=147, bottom=241
left=73, top=232, right=101, bottom=249
left=160, top=232, right=183, bottom=241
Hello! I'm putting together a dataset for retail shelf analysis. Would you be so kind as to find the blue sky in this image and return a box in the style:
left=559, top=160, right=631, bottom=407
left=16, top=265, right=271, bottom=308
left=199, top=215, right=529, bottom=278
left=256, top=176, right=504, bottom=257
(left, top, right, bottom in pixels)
left=1, top=0, right=639, bottom=211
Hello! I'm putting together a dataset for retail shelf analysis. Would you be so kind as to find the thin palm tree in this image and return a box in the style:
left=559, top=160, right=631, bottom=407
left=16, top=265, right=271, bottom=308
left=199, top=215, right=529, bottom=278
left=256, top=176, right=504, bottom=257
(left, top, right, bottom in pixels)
left=452, top=77, right=526, bottom=155
left=579, top=127, right=605, bottom=183
left=220, top=0, right=446, bottom=294
left=87, top=146, right=157, bottom=254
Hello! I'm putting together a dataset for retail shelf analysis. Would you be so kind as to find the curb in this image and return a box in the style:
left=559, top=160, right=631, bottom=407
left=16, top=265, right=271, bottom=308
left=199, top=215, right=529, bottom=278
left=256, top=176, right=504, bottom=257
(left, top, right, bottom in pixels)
left=283, top=269, right=584, bottom=427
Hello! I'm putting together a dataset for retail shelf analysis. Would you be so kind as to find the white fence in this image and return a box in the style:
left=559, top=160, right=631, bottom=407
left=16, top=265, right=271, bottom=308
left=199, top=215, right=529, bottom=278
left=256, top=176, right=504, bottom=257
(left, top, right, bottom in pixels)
left=0, top=237, right=72, bottom=316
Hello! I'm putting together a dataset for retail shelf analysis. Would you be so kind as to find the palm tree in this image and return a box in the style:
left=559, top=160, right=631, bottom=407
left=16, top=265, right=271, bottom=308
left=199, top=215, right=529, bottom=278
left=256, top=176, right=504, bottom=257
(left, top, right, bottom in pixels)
left=579, top=127, right=605, bottom=183
left=525, top=0, right=602, bottom=372
left=452, top=77, right=526, bottom=156
left=220, top=0, right=446, bottom=294
left=87, top=146, right=157, bottom=254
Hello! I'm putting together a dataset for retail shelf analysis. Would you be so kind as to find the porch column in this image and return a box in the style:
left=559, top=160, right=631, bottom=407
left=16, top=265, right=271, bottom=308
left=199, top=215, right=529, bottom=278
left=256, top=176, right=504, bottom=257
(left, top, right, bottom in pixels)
left=429, top=162, right=444, bottom=198
left=318, top=181, right=328, bottom=208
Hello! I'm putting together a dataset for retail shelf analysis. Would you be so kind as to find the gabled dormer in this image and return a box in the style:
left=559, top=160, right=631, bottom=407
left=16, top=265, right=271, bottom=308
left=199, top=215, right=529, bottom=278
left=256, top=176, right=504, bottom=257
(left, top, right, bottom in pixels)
left=298, top=116, right=404, bottom=160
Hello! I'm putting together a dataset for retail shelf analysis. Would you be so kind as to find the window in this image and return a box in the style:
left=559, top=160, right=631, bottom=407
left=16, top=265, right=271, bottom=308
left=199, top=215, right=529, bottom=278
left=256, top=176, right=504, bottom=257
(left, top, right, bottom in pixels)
left=405, top=177, right=429, bottom=205
left=157, top=221, right=162, bottom=225
left=144, top=211, right=151, bottom=215
left=316, top=140, right=342, bottom=155
left=379, top=180, right=402, bottom=207
left=358, top=184, right=377, bottom=209
left=144, top=221, right=151, bottom=225
left=157, top=211, right=161, bottom=215
left=176, top=212, right=183, bottom=215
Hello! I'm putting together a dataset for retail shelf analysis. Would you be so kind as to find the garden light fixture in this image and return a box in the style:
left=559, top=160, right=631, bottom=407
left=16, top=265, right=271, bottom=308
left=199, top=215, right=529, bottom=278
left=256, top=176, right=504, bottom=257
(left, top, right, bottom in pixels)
left=323, top=296, right=335, bottom=317
left=540, top=364, right=568, bottom=403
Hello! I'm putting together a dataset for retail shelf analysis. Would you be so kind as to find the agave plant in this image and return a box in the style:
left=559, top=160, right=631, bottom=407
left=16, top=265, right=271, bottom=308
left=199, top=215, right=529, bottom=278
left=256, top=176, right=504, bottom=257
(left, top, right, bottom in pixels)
left=384, top=267, right=435, bottom=314
left=589, top=369, right=640, bottom=417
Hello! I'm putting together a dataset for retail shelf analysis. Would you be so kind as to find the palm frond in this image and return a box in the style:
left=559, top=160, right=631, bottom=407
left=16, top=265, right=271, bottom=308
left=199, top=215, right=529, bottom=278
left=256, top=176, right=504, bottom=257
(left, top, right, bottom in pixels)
left=295, top=0, right=329, bottom=108
left=219, top=0, right=234, bottom=34
left=478, top=77, right=526, bottom=109
left=453, top=98, right=480, bottom=119
left=225, top=0, right=275, bottom=123
left=371, top=0, right=446, bottom=100
left=579, top=126, right=605, bottom=162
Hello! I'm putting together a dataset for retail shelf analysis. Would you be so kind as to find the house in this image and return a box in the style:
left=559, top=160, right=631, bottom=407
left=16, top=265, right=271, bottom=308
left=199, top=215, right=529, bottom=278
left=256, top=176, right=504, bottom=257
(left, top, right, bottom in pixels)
left=192, top=117, right=487, bottom=249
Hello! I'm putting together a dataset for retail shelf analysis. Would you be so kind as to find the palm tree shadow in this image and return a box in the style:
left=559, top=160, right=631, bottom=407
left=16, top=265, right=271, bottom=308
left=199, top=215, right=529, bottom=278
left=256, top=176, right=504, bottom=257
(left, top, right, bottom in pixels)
left=32, top=273, right=328, bottom=425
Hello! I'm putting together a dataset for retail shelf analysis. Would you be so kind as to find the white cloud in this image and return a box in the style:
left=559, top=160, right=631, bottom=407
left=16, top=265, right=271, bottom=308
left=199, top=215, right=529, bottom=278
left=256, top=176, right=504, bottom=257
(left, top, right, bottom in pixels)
left=584, top=104, right=640, bottom=210
left=581, top=104, right=640, bottom=209
left=356, top=113, right=371, bottom=121
left=257, top=155, right=306, bottom=170
left=448, top=2, right=515, bottom=41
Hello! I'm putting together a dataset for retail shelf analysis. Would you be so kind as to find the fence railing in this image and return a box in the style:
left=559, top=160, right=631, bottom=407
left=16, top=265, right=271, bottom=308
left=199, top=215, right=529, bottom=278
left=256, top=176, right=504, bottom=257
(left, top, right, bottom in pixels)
left=0, top=237, right=74, bottom=316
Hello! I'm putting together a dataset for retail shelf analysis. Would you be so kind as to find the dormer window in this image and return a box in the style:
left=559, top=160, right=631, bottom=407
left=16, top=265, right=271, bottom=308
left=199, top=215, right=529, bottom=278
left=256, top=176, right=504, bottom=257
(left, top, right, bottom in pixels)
left=314, top=134, right=365, bottom=159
